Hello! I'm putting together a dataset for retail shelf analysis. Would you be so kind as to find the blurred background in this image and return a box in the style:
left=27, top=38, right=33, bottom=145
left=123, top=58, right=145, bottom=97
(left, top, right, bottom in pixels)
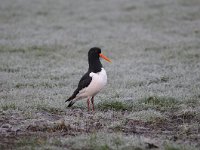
left=1, top=0, right=200, bottom=107
left=0, top=0, right=200, bottom=149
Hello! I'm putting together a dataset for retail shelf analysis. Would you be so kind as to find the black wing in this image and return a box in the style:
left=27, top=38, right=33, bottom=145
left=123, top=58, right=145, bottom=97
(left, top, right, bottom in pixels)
left=65, top=71, right=92, bottom=102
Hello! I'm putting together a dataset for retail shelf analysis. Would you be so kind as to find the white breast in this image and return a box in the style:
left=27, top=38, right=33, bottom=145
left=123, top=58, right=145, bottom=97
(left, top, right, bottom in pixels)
left=77, top=68, right=107, bottom=98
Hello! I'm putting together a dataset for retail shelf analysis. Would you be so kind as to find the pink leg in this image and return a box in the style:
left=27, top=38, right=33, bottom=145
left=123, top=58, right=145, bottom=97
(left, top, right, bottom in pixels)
left=87, top=98, right=90, bottom=111
left=91, top=96, right=95, bottom=111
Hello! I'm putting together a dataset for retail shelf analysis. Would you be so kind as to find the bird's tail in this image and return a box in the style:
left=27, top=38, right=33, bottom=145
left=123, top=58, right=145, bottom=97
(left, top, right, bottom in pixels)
left=65, top=90, right=78, bottom=106
left=65, top=95, right=76, bottom=107
left=65, top=95, right=75, bottom=102
left=65, top=97, right=71, bottom=102
left=67, top=101, right=75, bottom=107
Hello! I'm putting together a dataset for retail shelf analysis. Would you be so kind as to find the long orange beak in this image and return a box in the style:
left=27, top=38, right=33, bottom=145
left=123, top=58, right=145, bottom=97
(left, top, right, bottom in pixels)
left=99, top=53, right=111, bottom=63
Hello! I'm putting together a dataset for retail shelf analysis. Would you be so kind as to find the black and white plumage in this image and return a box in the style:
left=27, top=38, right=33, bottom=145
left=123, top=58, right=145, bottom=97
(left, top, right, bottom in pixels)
left=65, top=47, right=111, bottom=111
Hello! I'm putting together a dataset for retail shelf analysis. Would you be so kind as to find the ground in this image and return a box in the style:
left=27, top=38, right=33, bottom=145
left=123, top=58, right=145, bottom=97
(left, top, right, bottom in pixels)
left=0, top=0, right=200, bottom=149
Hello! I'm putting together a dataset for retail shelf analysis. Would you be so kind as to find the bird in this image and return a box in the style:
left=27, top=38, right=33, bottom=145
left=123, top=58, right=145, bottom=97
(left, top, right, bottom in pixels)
left=65, top=47, right=111, bottom=111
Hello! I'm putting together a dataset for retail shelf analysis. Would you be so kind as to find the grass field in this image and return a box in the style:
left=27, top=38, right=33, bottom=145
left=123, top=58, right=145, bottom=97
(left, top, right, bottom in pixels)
left=0, top=0, right=200, bottom=149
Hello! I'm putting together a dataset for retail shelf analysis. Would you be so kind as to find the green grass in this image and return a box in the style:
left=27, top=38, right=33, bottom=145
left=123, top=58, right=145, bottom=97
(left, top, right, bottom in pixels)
left=97, top=100, right=132, bottom=111
left=164, top=143, right=198, bottom=150
left=96, top=96, right=182, bottom=112
left=1, top=103, right=17, bottom=111
left=50, top=138, right=63, bottom=147
left=35, top=103, right=63, bottom=114
left=0, top=45, right=61, bottom=53
left=15, top=82, right=66, bottom=89
left=0, top=67, right=20, bottom=73
left=141, top=96, right=180, bottom=110
left=62, top=133, right=147, bottom=150
left=126, top=109, right=165, bottom=122
left=5, top=133, right=197, bottom=150
left=15, top=137, right=47, bottom=149
left=183, top=98, right=200, bottom=107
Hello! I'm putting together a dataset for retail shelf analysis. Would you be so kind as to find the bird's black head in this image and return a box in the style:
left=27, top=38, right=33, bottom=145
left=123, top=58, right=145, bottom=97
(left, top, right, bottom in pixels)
left=88, top=47, right=102, bottom=73
left=88, top=47, right=111, bottom=73
left=88, top=47, right=101, bottom=59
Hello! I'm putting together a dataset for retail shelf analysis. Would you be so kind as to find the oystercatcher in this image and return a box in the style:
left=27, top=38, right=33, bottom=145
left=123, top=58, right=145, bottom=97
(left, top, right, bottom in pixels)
left=65, top=47, right=111, bottom=111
